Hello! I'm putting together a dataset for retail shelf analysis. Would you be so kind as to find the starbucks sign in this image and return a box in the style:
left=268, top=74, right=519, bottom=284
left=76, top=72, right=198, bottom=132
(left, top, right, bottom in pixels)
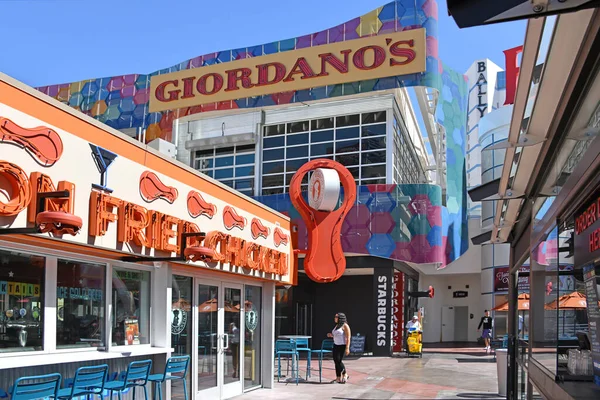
left=245, top=305, right=258, bottom=332
left=171, top=308, right=188, bottom=335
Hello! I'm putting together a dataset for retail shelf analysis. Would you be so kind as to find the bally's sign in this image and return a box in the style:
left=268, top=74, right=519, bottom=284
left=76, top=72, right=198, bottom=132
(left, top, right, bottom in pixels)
left=149, top=29, right=426, bottom=112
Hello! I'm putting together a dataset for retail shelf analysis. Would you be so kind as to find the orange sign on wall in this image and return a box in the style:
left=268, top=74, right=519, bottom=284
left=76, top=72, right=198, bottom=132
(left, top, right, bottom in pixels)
left=149, top=29, right=426, bottom=112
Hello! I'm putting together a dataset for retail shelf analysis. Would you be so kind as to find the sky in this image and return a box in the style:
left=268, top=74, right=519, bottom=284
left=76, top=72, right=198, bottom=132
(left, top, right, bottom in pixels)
left=0, top=0, right=526, bottom=87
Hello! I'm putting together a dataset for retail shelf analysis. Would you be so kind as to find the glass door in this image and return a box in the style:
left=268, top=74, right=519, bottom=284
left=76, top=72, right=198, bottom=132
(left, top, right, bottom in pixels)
left=195, top=281, right=244, bottom=400
left=197, top=282, right=219, bottom=399
left=222, top=283, right=243, bottom=399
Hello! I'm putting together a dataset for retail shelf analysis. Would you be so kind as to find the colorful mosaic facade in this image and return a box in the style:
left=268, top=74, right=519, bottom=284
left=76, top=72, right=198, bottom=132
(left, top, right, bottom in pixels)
left=256, top=184, right=450, bottom=266
left=37, top=0, right=469, bottom=266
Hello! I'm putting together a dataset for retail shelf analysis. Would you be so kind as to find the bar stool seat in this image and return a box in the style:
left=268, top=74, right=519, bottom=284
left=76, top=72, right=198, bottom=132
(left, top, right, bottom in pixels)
left=148, top=355, right=190, bottom=400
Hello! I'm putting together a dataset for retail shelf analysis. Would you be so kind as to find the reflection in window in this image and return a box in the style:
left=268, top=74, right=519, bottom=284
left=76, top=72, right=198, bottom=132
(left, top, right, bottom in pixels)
left=0, top=250, right=44, bottom=352
left=112, top=269, right=150, bottom=346
left=57, top=260, right=105, bottom=349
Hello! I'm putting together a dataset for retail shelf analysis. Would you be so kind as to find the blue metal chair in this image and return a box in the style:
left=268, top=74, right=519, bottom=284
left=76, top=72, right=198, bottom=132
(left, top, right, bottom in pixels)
left=104, top=360, right=152, bottom=400
left=311, top=339, right=334, bottom=383
left=57, top=364, right=108, bottom=399
left=0, top=387, right=8, bottom=398
left=10, top=373, right=62, bottom=400
left=294, top=338, right=312, bottom=379
left=148, top=356, right=190, bottom=400
left=275, top=339, right=299, bottom=385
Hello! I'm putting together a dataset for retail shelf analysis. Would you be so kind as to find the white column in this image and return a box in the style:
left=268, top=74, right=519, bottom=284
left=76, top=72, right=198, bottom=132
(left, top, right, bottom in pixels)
left=44, top=257, right=57, bottom=352
left=261, top=282, right=276, bottom=389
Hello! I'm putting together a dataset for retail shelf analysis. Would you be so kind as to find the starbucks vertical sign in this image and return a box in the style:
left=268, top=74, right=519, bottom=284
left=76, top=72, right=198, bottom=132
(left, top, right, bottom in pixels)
left=583, top=263, right=600, bottom=386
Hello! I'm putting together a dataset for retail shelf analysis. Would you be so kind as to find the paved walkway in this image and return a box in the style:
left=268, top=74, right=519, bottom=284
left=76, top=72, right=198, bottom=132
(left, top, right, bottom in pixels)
left=235, top=349, right=503, bottom=399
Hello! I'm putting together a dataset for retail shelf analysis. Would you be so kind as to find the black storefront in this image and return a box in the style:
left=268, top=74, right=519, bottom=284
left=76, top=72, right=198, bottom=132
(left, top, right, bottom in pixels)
left=274, top=256, right=419, bottom=357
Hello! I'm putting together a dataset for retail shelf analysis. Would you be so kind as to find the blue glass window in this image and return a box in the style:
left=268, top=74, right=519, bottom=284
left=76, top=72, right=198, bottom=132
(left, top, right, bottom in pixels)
left=215, top=168, right=234, bottom=179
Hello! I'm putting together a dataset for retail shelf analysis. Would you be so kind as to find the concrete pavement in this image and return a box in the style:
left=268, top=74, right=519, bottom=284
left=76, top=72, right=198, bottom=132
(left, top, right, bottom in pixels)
left=235, top=348, right=503, bottom=399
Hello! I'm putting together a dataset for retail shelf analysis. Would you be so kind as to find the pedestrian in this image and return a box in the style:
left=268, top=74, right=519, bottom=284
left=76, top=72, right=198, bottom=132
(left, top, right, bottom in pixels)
left=327, top=312, right=351, bottom=383
left=477, top=310, right=493, bottom=353
left=229, top=322, right=240, bottom=378
left=406, top=315, right=422, bottom=332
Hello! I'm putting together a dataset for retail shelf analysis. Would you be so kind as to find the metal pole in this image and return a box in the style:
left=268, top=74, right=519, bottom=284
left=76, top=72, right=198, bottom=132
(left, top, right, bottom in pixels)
left=507, top=247, right=519, bottom=400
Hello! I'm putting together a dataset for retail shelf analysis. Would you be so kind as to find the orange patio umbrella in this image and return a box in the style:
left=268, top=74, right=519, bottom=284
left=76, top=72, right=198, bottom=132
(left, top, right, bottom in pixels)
left=544, top=291, right=587, bottom=310
left=492, top=293, right=530, bottom=311
left=198, top=298, right=238, bottom=313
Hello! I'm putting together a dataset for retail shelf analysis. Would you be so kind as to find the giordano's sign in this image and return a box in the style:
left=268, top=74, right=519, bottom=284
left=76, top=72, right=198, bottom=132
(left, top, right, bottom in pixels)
left=149, top=29, right=426, bottom=112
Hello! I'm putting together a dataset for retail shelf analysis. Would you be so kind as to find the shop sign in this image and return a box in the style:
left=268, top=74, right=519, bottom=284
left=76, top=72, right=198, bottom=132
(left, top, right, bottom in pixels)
left=0, top=281, right=41, bottom=296
left=149, top=29, right=426, bottom=112
left=56, top=286, right=103, bottom=301
left=391, top=271, right=404, bottom=353
left=0, top=160, right=289, bottom=277
left=494, top=266, right=530, bottom=292
left=574, top=191, right=600, bottom=266
left=372, top=268, right=393, bottom=356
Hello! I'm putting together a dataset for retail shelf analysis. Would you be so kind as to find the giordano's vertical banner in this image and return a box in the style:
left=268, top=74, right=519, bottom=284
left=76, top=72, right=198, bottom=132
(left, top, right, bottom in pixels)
left=149, top=29, right=426, bottom=112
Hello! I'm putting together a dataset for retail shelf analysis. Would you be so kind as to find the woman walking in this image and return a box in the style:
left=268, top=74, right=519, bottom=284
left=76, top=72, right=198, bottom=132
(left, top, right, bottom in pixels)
left=327, top=312, right=351, bottom=383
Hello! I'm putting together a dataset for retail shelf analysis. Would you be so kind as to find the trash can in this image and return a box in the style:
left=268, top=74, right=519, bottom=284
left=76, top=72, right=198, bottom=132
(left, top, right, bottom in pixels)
left=496, top=349, right=507, bottom=397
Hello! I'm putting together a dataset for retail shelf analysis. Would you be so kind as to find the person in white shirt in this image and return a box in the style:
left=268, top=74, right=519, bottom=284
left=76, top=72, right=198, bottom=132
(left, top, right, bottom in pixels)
left=406, top=315, right=421, bottom=332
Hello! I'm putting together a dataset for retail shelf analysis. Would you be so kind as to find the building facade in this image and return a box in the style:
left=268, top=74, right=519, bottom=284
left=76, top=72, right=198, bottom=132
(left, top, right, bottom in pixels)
left=35, top=0, right=471, bottom=359
left=0, top=72, right=293, bottom=399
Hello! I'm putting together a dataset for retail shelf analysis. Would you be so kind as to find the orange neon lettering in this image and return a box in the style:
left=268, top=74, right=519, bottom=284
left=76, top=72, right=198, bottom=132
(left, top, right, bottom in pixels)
left=28, top=172, right=75, bottom=223
left=117, top=202, right=149, bottom=247
left=160, top=214, right=180, bottom=253
left=89, top=191, right=121, bottom=236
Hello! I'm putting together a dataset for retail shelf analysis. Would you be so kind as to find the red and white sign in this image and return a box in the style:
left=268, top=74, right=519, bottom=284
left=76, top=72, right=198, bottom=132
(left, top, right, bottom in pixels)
left=308, top=168, right=340, bottom=211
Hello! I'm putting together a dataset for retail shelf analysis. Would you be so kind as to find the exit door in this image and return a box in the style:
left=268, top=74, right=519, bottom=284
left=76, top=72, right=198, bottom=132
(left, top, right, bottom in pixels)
left=441, top=306, right=455, bottom=342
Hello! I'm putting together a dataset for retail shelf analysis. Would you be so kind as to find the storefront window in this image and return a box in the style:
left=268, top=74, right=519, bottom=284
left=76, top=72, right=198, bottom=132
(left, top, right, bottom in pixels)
left=0, top=249, right=44, bottom=352
left=56, top=259, right=105, bottom=349
left=111, top=268, right=150, bottom=346
left=244, top=285, right=262, bottom=390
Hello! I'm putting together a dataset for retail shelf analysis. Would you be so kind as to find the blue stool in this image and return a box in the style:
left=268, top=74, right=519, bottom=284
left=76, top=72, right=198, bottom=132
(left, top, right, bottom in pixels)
left=11, top=373, right=62, bottom=400
left=275, top=339, right=299, bottom=385
left=294, top=338, right=312, bottom=379
left=148, top=356, right=190, bottom=400
left=105, top=360, right=152, bottom=400
left=311, top=339, right=334, bottom=383
left=57, top=364, right=108, bottom=399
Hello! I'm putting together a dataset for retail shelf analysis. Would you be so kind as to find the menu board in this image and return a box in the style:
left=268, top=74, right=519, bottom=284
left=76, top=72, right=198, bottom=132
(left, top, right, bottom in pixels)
left=350, top=335, right=366, bottom=354
left=124, top=319, right=140, bottom=346
left=582, top=263, right=600, bottom=386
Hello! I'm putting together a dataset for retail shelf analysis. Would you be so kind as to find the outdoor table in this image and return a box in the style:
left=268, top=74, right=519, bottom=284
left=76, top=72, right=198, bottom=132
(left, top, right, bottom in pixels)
left=277, top=335, right=312, bottom=382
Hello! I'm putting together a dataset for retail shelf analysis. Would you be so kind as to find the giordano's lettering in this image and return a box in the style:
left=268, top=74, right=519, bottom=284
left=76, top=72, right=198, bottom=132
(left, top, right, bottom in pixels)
left=149, top=29, right=426, bottom=112
left=0, top=161, right=288, bottom=276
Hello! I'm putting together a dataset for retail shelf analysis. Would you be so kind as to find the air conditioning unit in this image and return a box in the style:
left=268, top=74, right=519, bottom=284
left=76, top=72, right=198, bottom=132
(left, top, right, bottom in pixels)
left=148, top=138, right=176, bottom=159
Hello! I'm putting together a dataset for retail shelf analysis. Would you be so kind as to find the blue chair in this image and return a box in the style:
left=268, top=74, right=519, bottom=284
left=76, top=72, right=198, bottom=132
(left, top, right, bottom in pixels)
left=294, top=338, right=312, bottom=379
left=57, top=364, right=108, bottom=399
left=275, top=339, right=299, bottom=385
left=0, top=387, right=8, bottom=398
left=11, top=373, right=62, bottom=400
left=105, top=360, right=152, bottom=400
left=148, top=356, right=190, bottom=400
left=310, top=339, right=334, bottom=383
